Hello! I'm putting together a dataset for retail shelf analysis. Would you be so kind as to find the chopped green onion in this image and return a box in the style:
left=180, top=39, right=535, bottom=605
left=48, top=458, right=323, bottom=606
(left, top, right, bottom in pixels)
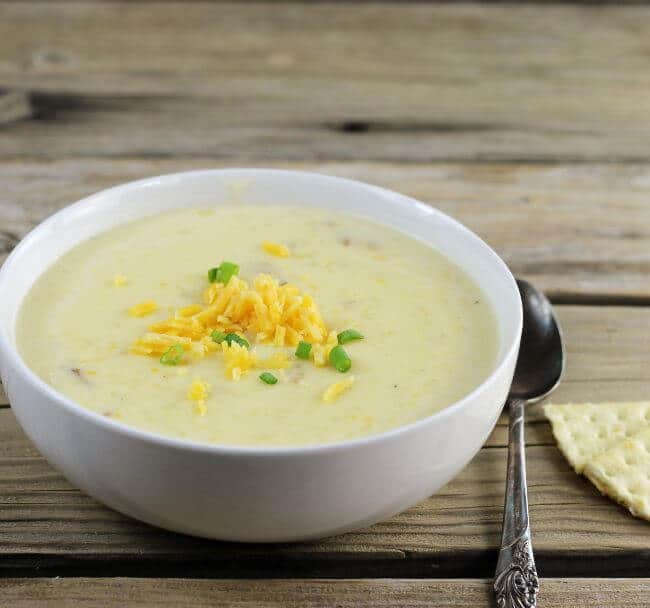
left=210, top=330, right=249, bottom=348
left=217, top=261, right=239, bottom=283
left=259, top=372, right=278, bottom=385
left=329, top=345, right=351, bottom=373
left=295, top=341, right=312, bottom=359
left=207, top=261, right=240, bottom=284
left=211, top=330, right=227, bottom=344
left=221, top=262, right=240, bottom=283
left=337, top=329, right=364, bottom=345
left=224, top=333, right=250, bottom=349
left=160, top=344, right=184, bottom=366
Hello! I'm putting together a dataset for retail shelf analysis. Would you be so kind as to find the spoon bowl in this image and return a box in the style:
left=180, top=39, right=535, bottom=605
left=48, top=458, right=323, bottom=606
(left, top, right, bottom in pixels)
left=511, top=279, right=565, bottom=402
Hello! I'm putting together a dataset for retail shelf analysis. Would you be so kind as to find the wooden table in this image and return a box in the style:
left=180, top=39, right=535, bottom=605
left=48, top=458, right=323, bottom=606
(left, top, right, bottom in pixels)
left=1, top=2, right=649, bottom=606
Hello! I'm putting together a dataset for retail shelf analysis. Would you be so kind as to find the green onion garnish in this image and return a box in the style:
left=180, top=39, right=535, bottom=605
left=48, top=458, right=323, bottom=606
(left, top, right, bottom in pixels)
left=224, top=333, right=250, bottom=349
left=211, top=330, right=227, bottom=344
left=217, top=261, right=239, bottom=283
left=212, top=331, right=248, bottom=348
left=329, top=345, right=351, bottom=373
left=259, top=372, right=278, bottom=385
left=208, top=261, right=239, bottom=284
left=160, top=344, right=184, bottom=366
left=337, top=329, right=364, bottom=345
left=295, top=341, right=312, bottom=359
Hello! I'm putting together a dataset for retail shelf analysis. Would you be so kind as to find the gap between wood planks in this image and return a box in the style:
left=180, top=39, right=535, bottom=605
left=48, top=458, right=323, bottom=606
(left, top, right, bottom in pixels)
left=1, top=555, right=649, bottom=581
left=549, top=294, right=650, bottom=307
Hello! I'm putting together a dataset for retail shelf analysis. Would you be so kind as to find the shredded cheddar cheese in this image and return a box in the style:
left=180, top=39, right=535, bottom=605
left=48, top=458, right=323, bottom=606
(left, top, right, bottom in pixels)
left=187, top=379, right=210, bottom=415
left=178, top=304, right=203, bottom=317
left=131, top=333, right=191, bottom=356
left=128, top=300, right=158, bottom=317
left=113, top=274, right=128, bottom=287
left=323, top=376, right=355, bottom=403
left=129, top=268, right=363, bottom=389
left=262, top=241, right=290, bottom=258
left=221, top=342, right=257, bottom=380
left=133, top=273, right=327, bottom=353
left=311, top=331, right=339, bottom=366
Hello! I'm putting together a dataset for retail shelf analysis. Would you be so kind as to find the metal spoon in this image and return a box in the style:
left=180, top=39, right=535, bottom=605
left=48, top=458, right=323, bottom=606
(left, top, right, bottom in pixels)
left=494, top=279, right=565, bottom=608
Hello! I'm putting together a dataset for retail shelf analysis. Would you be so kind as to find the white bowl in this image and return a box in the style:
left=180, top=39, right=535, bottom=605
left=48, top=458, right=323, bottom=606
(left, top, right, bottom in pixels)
left=0, top=169, right=521, bottom=542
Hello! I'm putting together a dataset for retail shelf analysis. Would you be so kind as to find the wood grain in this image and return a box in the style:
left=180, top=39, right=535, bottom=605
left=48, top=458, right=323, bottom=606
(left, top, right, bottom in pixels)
left=1, top=159, right=650, bottom=299
left=2, top=3, right=650, bottom=162
left=1, top=578, right=649, bottom=608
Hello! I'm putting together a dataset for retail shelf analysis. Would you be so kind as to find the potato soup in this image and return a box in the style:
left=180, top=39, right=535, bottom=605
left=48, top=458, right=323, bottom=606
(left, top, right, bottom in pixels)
left=17, top=206, right=498, bottom=447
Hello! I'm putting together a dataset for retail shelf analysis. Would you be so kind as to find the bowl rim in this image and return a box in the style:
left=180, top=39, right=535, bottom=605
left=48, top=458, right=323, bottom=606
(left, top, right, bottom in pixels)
left=0, top=168, right=522, bottom=457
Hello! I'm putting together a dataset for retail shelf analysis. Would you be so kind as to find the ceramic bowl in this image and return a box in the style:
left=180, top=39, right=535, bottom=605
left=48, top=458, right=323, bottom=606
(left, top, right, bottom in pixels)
left=0, top=169, right=521, bottom=541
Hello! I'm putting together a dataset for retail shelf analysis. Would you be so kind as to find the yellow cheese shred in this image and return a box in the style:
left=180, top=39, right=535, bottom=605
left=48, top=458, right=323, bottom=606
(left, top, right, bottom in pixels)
left=221, top=342, right=257, bottom=380
left=262, top=241, right=291, bottom=258
left=113, top=274, right=128, bottom=287
left=322, top=376, right=355, bottom=404
left=187, top=379, right=210, bottom=415
left=178, top=304, right=203, bottom=317
left=311, top=331, right=339, bottom=367
left=128, top=300, right=158, bottom=317
left=131, top=333, right=191, bottom=356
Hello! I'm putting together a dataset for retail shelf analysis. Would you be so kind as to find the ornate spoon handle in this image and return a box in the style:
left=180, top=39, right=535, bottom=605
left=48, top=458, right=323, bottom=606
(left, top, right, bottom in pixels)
left=494, top=398, right=539, bottom=608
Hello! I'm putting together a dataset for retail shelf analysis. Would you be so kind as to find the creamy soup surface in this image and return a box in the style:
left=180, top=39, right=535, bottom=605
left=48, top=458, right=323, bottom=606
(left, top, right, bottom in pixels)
left=18, top=206, right=498, bottom=447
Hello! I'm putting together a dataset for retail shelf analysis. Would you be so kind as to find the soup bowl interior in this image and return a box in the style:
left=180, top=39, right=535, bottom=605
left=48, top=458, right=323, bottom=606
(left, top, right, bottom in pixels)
left=0, top=169, right=521, bottom=541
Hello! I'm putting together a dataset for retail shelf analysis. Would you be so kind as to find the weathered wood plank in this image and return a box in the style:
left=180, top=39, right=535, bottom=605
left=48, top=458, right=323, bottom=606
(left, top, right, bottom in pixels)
left=1, top=578, right=648, bottom=608
left=1, top=159, right=650, bottom=299
left=2, top=3, right=650, bottom=161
